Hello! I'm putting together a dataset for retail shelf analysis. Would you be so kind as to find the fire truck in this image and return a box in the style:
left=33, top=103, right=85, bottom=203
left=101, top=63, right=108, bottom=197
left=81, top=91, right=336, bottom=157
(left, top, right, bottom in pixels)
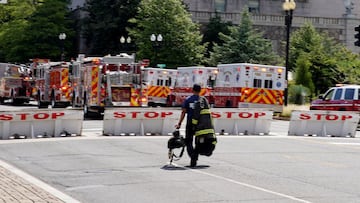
left=142, top=67, right=178, bottom=107
left=31, top=59, right=73, bottom=108
left=213, top=63, right=285, bottom=112
left=72, top=53, right=146, bottom=117
left=0, top=63, right=34, bottom=105
left=172, top=66, right=218, bottom=106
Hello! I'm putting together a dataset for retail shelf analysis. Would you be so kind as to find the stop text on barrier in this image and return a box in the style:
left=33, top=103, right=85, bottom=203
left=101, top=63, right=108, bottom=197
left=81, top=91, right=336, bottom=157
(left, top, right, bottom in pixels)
left=211, top=112, right=267, bottom=119
left=299, top=113, right=353, bottom=121
left=113, top=111, right=174, bottom=119
left=0, top=112, right=65, bottom=121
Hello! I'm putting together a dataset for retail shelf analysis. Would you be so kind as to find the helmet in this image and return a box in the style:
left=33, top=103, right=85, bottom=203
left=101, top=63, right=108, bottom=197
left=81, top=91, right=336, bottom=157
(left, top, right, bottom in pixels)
left=168, top=130, right=185, bottom=149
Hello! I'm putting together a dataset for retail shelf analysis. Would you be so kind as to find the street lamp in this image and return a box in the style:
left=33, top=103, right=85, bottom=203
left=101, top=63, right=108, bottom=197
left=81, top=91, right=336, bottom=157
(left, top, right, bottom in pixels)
left=282, top=0, right=296, bottom=106
left=58, top=33, right=66, bottom=61
left=150, top=34, right=163, bottom=67
left=120, top=36, right=132, bottom=53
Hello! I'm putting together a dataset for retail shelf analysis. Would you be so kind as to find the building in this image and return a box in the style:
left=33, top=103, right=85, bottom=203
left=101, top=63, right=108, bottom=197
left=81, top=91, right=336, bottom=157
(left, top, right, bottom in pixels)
left=183, top=0, right=360, bottom=53
left=70, top=0, right=360, bottom=54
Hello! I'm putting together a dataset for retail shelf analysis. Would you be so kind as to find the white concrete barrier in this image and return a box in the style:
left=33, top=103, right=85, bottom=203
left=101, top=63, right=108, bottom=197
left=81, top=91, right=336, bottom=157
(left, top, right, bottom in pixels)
left=0, top=109, right=83, bottom=139
left=211, top=108, right=273, bottom=135
left=103, top=108, right=180, bottom=136
left=288, top=110, right=359, bottom=137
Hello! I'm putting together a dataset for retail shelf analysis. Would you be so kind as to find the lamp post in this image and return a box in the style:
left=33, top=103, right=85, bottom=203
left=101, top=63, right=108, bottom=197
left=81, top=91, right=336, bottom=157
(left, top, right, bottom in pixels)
left=282, top=0, right=296, bottom=106
left=120, top=36, right=132, bottom=53
left=58, top=33, right=66, bottom=61
left=150, top=34, right=163, bottom=67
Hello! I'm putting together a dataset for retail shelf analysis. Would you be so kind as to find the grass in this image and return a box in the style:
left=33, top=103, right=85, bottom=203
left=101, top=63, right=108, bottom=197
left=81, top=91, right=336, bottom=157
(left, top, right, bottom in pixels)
left=280, top=104, right=310, bottom=118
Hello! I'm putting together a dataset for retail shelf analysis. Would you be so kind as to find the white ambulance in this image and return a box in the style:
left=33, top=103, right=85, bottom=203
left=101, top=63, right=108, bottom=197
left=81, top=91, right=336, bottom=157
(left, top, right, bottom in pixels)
left=173, top=66, right=218, bottom=106
left=214, top=63, right=285, bottom=112
left=142, top=67, right=178, bottom=107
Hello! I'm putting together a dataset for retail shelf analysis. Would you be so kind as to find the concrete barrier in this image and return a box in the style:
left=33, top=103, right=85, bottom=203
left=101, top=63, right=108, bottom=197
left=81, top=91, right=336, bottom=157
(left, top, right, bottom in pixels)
left=0, top=108, right=83, bottom=139
left=103, top=108, right=180, bottom=136
left=288, top=110, right=359, bottom=137
left=212, top=108, right=273, bottom=135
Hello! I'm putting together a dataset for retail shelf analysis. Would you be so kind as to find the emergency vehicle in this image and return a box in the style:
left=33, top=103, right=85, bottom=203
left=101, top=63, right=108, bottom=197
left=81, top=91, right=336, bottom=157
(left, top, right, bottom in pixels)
left=213, top=63, right=285, bottom=112
left=31, top=59, right=73, bottom=108
left=0, top=63, right=34, bottom=105
left=310, top=84, right=360, bottom=111
left=142, top=67, right=177, bottom=107
left=172, top=66, right=218, bottom=106
left=72, top=53, right=146, bottom=117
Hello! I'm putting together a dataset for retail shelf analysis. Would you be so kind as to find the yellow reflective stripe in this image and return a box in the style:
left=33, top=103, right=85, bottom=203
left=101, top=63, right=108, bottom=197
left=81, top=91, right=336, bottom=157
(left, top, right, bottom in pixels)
left=195, top=129, right=215, bottom=136
left=200, top=109, right=211, bottom=114
left=192, top=119, right=198, bottom=125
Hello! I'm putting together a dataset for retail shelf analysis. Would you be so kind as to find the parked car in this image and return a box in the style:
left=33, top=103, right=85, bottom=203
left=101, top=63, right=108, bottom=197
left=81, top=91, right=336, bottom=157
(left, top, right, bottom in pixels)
left=310, top=85, right=360, bottom=111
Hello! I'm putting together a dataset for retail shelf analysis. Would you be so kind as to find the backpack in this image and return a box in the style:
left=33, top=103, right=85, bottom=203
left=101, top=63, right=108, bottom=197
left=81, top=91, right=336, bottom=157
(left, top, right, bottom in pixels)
left=192, top=96, right=217, bottom=156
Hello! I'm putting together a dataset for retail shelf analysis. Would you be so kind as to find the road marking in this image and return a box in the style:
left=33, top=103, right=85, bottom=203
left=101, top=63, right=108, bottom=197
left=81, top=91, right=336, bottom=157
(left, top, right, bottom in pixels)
left=173, top=163, right=312, bottom=203
left=0, top=159, right=81, bottom=203
left=330, top=142, right=360, bottom=146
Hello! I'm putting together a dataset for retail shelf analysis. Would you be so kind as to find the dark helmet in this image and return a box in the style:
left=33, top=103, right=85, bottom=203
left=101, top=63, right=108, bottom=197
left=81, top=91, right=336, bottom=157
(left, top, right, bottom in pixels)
left=168, top=130, right=185, bottom=149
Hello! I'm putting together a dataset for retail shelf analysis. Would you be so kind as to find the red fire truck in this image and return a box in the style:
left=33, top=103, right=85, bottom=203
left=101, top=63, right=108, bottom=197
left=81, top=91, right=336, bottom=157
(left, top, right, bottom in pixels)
left=71, top=54, right=146, bottom=117
left=0, top=63, right=34, bottom=105
left=31, top=59, right=73, bottom=108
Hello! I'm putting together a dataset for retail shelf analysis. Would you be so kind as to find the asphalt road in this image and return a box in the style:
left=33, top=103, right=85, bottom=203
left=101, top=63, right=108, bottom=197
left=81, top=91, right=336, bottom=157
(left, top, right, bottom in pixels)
left=1, top=120, right=360, bottom=203
left=1, top=103, right=360, bottom=203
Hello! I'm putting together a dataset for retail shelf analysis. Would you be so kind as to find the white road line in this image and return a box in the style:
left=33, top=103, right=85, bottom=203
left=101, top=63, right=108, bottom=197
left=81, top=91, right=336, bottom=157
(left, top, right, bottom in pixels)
left=0, top=160, right=81, bottom=203
left=173, top=163, right=312, bottom=203
left=330, top=142, right=360, bottom=145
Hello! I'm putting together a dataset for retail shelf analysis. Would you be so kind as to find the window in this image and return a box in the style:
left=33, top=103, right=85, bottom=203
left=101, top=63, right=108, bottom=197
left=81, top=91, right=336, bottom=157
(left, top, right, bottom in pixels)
left=253, top=79, right=262, bottom=88
left=323, top=89, right=335, bottom=100
left=264, top=80, right=273, bottom=88
left=334, top=89, right=343, bottom=100
left=248, top=0, right=259, bottom=14
left=215, top=0, right=226, bottom=12
left=157, top=79, right=163, bottom=86
left=344, top=88, right=355, bottom=100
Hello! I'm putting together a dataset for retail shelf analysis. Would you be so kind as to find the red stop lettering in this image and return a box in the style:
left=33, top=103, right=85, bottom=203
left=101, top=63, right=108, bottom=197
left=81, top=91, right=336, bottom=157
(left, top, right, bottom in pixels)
left=0, top=114, right=12, bottom=121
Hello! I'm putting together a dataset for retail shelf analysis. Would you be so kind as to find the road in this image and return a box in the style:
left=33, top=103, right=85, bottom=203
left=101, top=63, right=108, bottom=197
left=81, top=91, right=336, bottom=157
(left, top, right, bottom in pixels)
left=1, top=117, right=360, bottom=202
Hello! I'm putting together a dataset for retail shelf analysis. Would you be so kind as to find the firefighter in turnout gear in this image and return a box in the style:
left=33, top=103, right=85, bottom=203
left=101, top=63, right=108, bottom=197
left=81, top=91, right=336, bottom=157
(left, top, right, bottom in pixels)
left=176, top=84, right=216, bottom=167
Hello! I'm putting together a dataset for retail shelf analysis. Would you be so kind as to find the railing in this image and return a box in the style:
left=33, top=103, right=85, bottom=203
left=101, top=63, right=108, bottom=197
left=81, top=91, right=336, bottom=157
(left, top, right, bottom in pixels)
left=189, top=11, right=345, bottom=29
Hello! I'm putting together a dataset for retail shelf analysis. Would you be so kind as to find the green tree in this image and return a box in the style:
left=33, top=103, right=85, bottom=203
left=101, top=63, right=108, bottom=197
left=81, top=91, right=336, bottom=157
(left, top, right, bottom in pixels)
left=290, top=22, right=360, bottom=96
left=128, top=0, right=205, bottom=68
left=0, top=0, right=73, bottom=62
left=294, top=52, right=314, bottom=94
left=202, top=13, right=232, bottom=61
left=208, top=8, right=280, bottom=66
left=82, top=0, right=141, bottom=56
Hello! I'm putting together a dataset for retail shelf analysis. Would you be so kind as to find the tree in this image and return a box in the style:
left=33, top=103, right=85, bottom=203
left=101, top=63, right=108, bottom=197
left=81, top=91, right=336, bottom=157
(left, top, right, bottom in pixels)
left=202, top=13, right=232, bottom=61
left=208, top=8, right=280, bottom=66
left=0, top=0, right=74, bottom=62
left=290, top=22, right=360, bottom=96
left=82, top=0, right=141, bottom=56
left=128, top=0, right=205, bottom=68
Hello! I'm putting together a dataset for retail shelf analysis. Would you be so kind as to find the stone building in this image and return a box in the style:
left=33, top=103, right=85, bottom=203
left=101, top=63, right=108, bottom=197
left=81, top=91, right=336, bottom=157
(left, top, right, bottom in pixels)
left=183, top=0, right=360, bottom=54
left=70, top=0, right=360, bottom=54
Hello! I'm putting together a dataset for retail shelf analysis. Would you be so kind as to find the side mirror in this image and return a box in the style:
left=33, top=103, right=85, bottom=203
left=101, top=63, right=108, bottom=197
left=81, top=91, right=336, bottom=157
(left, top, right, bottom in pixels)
left=318, top=95, right=324, bottom=100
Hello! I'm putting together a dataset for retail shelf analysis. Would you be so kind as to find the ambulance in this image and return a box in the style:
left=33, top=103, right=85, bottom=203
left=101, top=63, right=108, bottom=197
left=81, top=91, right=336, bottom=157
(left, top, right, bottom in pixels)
left=213, top=63, right=285, bottom=112
left=31, top=59, right=72, bottom=108
left=173, top=66, right=218, bottom=106
left=142, top=67, right=177, bottom=107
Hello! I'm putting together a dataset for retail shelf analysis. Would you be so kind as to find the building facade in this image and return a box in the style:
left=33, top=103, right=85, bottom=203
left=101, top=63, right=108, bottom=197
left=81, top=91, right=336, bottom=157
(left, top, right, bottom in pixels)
left=71, top=0, right=360, bottom=54
left=183, top=0, right=360, bottom=54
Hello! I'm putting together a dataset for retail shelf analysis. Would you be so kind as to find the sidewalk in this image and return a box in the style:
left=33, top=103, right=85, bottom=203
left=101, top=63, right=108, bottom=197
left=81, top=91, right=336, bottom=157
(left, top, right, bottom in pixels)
left=0, top=160, right=80, bottom=203
left=0, top=165, right=63, bottom=203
